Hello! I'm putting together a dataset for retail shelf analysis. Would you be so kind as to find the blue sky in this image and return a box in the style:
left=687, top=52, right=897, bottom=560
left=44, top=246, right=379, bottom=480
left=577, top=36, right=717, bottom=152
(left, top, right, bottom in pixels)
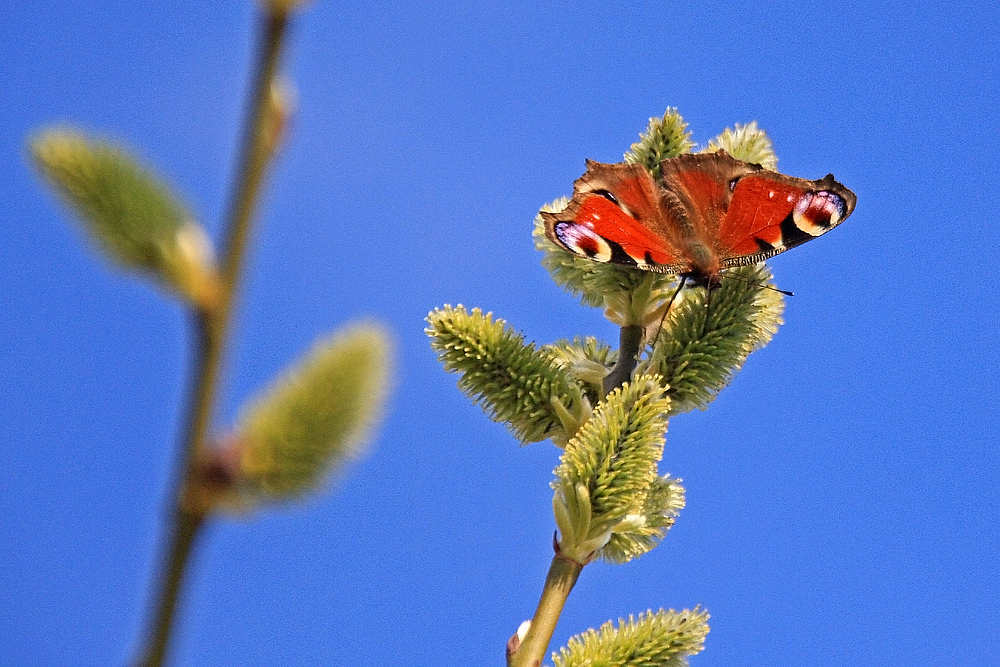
left=2, top=1, right=998, bottom=665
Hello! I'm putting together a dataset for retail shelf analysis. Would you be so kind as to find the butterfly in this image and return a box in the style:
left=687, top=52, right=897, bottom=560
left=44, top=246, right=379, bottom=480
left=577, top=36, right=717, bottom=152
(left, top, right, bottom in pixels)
left=541, top=150, right=856, bottom=287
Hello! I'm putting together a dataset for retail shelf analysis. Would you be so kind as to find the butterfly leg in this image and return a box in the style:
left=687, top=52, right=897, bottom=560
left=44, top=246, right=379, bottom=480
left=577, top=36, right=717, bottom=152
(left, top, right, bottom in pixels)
left=702, top=276, right=724, bottom=337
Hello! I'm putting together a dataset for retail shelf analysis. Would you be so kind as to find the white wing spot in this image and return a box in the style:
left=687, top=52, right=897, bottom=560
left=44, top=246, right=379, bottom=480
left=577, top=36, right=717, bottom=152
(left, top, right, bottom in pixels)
left=768, top=191, right=775, bottom=198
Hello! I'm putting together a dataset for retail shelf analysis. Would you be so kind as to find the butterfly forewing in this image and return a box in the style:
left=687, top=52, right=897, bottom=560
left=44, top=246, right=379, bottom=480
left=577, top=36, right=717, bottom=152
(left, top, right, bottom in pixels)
left=718, top=172, right=857, bottom=266
left=542, top=161, right=687, bottom=272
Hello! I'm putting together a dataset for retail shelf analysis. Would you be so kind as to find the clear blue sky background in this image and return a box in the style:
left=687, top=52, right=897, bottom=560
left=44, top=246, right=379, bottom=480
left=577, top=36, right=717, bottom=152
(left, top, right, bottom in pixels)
left=2, top=1, right=997, bottom=665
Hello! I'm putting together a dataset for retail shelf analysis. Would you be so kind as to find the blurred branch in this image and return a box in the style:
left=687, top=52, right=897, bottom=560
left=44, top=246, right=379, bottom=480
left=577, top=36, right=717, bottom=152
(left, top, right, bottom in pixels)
left=134, top=8, right=290, bottom=667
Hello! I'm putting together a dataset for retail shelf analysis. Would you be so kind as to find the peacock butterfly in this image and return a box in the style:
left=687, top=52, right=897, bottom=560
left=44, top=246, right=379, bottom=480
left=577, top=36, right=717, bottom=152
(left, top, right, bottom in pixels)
left=541, top=150, right=856, bottom=286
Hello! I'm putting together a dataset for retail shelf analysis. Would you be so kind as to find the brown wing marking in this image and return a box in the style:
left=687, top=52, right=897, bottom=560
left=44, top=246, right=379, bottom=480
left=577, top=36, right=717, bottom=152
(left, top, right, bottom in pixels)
left=658, top=151, right=762, bottom=245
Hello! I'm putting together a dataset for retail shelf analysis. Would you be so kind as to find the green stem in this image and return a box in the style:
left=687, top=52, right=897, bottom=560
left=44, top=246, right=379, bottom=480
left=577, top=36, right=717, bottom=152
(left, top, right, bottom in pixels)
left=133, top=10, right=289, bottom=667
left=602, top=325, right=644, bottom=396
left=133, top=503, right=205, bottom=667
left=507, top=553, right=584, bottom=667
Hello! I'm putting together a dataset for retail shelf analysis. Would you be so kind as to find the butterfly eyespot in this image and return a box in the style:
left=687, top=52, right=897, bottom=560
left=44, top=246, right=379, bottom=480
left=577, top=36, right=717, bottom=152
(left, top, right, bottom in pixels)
left=793, top=191, right=846, bottom=236
left=728, top=178, right=740, bottom=192
left=553, top=221, right=613, bottom=262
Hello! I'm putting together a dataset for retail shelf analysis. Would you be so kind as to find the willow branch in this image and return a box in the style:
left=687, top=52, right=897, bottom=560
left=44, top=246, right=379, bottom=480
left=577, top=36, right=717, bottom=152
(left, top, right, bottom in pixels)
left=602, top=324, right=644, bottom=396
left=507, top=549, right=584, bottom=667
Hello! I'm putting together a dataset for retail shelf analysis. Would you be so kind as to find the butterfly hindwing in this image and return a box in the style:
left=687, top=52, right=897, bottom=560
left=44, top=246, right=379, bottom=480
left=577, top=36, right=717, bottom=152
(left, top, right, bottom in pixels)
left=657, top=152, right=762, bottom=245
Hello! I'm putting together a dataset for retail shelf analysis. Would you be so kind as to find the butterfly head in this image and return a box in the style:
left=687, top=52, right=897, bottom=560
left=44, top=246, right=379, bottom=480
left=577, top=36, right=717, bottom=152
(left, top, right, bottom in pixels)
left=684, top=240, right=722, bottom=287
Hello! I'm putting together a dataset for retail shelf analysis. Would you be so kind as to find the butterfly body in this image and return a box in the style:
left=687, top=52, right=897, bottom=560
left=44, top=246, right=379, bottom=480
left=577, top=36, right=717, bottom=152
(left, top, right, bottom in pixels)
left=541, top=151, right=856, bottom=286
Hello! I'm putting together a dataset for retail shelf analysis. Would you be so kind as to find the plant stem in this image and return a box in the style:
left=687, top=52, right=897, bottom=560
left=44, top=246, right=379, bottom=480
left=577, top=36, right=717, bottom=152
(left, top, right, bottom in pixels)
left=133, top=10, right=289, bottom=667
left=507, top=553, right=584, bottom=667
left=133, top=501, right=205, bottom=667
left=602, top=324, right=644, bottom=396
left=505, top=326, right=643, bottom=665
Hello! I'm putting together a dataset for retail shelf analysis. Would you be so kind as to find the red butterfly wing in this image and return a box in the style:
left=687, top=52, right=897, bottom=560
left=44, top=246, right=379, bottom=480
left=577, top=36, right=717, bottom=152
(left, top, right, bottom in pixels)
left=718, top=171, right=857, bottom=266
left=541, top=161, right=688, bottom=272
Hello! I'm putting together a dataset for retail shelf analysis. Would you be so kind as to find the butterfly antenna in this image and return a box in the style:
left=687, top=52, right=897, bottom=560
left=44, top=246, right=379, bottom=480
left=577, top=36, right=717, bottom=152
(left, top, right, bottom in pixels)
left=723, top=270, right=794, bottom=296
left=649, top=275, right=687, bottom=352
